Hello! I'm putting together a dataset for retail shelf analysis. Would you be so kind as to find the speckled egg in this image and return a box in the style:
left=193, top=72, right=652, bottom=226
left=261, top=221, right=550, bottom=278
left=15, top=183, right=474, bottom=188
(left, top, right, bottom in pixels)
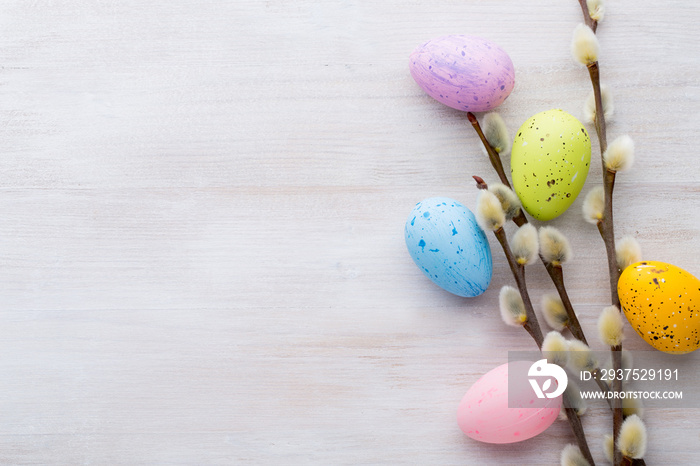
left=510, top=109, right=591, bottom=221
left=457, top=361, right=562, bottom=444
left=619, top=261, right=700, bottom=354
left=405, top=197, right=492, bottom=297
left=409, top=35, right=515, bottom=112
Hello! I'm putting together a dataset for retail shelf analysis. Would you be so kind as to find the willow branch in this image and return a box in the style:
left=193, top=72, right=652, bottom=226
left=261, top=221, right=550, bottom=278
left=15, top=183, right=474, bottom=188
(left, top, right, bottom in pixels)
left=493, top=228, right=543, bottom=346
left=467, top=112, right=512, bottom=188
left=612, top=346, right=624, bottom=465
left=489, top=225, right=594, bottom=464
left=587, top=63, right=607, bottom=155
left=564, top=403, right=596, bottom=465
left=546, top=265, right=587, bottom=343
left=587, top=59, right=624, bottom=466
left=467, top=120, right=587, bottom=341
left=623, top=458, right=648, bottom=466
left=577, top=0, right=598, bottom=32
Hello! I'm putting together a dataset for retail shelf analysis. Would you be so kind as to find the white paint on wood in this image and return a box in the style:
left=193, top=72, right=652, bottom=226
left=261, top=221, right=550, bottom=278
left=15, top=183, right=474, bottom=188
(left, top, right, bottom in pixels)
left=1, top=1, right=699, bottom=464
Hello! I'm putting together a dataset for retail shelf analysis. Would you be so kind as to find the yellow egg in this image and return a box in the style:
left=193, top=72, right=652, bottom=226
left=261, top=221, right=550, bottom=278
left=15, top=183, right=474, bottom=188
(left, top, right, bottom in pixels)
left=618, top=261, right=700, bottom=354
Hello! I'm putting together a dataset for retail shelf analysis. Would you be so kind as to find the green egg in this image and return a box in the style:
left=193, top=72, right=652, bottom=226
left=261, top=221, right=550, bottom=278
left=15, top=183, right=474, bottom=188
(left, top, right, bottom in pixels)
left=510, top=109, right=591, bottom=221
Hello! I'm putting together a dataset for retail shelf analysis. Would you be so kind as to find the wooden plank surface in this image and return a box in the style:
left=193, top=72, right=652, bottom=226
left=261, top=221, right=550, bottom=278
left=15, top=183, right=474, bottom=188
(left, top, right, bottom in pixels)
left=1, top=1, right=699, bottom=464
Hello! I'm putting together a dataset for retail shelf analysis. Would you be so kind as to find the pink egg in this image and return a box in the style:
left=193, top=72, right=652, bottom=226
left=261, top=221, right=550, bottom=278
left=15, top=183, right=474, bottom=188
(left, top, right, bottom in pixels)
left=409, top=35, right=515, bottom=112
left=457, top=361, right=561, bottom=444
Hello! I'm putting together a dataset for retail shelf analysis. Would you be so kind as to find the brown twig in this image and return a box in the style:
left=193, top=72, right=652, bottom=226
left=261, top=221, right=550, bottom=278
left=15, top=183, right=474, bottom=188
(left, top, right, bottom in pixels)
left=587, top=63, right=607, bottom=154
left=587, top=62, right=621, bottom=310
left=493, top=228, right=543, bottom=346
left=612, top=345, right=624, bottom=465
left=546, top=265, right=587, bottom=343
left=623, top=457, right=647, bottom=466
left=563, top=404, right=596, bottom=465
left=603, top=171, right=620, bottom=307
left=577, top=0, right=598, bottom=32
left=472, top=175, right=488, bottom=190
left=583, top=29, right=627, bottom=466
left=467, top=112, right=512, bottom=188
left=548, top=266, right=613, bottom=403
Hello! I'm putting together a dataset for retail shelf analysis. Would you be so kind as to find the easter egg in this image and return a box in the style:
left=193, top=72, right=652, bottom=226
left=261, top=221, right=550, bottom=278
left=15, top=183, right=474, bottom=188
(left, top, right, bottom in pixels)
left=409, top=35, right=515, bottom=112
left=510, top=109, right=591, bottom=221
left=457, top=361, right=562, bottom=444
left=405, top=197, right=492, bottom=297
left=618, top=261, right=700, bottom=354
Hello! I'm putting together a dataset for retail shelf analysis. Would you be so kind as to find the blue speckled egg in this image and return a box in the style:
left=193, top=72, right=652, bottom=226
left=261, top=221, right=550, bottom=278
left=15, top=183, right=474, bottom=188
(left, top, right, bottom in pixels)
left=405, top=197, right=492, bottom=297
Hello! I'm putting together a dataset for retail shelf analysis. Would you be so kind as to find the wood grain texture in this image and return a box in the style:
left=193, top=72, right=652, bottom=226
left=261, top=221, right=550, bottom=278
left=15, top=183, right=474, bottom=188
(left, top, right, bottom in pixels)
left=1, top=0, right=699, bottom=464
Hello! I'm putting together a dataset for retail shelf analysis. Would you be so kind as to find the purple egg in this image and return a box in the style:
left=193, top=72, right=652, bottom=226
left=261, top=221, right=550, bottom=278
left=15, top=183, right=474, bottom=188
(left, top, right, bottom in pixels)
left=409, top=35, right=515, bottom=113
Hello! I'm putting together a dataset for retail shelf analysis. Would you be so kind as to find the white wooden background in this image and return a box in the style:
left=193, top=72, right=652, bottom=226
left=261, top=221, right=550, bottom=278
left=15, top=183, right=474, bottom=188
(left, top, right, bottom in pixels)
left=1, top=1, right=699, bottom=464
